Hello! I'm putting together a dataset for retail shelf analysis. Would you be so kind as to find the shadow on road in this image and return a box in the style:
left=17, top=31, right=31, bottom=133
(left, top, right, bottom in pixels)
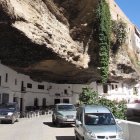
left=43, top=122, right=74, bottom=128
left=43, top=122, right=56, bottom=127
left=0, top=121, right=13, bottom=124
left=56, top=136, right=75, bottom=140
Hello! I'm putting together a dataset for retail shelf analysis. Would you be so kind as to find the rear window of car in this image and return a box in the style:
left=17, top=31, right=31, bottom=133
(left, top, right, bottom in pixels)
left=57, top=105, right=76, bottom=111
left=0, top=104, right=16, bottom=110
left=85, top=113, right=116, bottom=125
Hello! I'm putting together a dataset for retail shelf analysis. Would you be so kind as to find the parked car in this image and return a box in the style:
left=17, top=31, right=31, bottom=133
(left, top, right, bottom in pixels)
left=0, top=102, right=20, bottom=124
left=75, top=105, right=124, bottom=140
left=127, top=99, right=140, bottom=117
left=52, top=103, right=76, bottom=126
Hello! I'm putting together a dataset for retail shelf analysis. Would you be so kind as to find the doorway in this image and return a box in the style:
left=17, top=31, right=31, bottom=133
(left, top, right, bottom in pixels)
left=13, top=97, right=18, bottom=103
left=20, top=98, right=23, bottom=112
left=63, top=98, right=69, bottom=103
left=103, top=84, right=108, bottom=93
left=54, top=99, right=60, bottom=104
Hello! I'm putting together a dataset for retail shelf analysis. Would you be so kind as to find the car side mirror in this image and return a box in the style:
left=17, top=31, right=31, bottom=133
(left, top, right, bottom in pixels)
left=76, top=120, right=82, bottom=125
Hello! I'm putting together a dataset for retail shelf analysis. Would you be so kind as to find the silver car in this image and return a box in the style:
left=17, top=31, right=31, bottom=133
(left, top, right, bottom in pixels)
left=0, top=103, right=20, bottom=124
left=52, top=103, right=76, bottom=126
left=75, top=105, right=124, bottom=140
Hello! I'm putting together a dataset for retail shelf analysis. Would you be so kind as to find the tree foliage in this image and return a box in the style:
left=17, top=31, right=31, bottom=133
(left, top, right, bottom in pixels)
left=79, top=87, right=98, bottom=105
left=79, top=87, right=127, bottom=119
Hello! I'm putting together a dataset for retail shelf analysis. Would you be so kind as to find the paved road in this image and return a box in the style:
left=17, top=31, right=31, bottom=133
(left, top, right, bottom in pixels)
left=0, top=115, right=75, bottom=140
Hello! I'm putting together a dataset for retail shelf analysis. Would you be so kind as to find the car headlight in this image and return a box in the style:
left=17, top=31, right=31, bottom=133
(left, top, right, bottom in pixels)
left=7, top=112, right=13, bottom=116
left=85, top=131, right=96, bottom=139
left=117, top=130, right=123, bottom=139
left=57, top=113, right=66, bottom=119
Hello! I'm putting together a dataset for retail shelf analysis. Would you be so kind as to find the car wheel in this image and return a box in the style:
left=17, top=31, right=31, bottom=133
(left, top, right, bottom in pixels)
left=56, top=119, right=61, bottom=127
left=10, top=119, right=14, bottom=124
left=52, top=116, right=56, bottom=125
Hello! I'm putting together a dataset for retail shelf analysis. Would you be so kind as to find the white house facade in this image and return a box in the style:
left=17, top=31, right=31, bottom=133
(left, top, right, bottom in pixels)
left=134, top=27, right=140, bottom=49
left=0, top=62, right=137, bottom=112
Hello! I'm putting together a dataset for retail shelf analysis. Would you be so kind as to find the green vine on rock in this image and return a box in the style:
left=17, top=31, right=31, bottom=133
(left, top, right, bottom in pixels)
left=111, top=20, right=127, bottom=53
left=96, top=0, right=111, bottom=83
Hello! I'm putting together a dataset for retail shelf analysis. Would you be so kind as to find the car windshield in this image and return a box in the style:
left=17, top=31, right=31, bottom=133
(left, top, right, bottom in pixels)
left=85, top=113, right=116, bottom=125
left=57, top=105, right=76, bottom=111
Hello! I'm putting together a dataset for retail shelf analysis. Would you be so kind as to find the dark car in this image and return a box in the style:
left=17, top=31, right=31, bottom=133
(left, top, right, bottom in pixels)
left=0, top=102, right=20, bottom=124
left=52, top=103, right=76, bottom=126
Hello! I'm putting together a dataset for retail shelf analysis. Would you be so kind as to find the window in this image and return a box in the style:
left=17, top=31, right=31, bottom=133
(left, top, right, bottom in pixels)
left=27, top=83, right=32, bottom=88
left=57, top=105, right=75, bottom=111
left=85, top=113, right=115, bottom=125
left=55, top=93, right=60, bottom=96
left=5, top=73, right=8, bottom=83
left=64, top=89, right=68, bottom=95
left=63, top=98, right=69, bottom=103
left=21, top=81, right=26, bottom=92
left=0, top=76, right=1, bottom=86
left=42, top=98, right=46, bottom=107
left=103, top=84, right=108, bottom=93
left=15, top=79, right=17, bottom=85
left=115, top=85, right=118, bottom=90
left=34, top=98, right=38, bottom=107
left=0, top=94, right=1, bottom=103
left=2, top=93, right=9, bottom=104
left=112, top=85, right=114, bottom=90
left=13, top=97, right=18, bottom=103
left=38, top=85, right=44, bottom=89
left=79, top=110, right=83, bottom=123
left=54, top=99, right=60, bottom=104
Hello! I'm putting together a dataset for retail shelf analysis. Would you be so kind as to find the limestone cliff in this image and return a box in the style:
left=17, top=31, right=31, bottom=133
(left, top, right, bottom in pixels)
left=0, top=0, right=139, bottom=84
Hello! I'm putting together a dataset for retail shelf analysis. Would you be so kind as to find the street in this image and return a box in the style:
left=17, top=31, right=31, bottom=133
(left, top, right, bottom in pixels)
left=0, top=115, right=75, bottom=140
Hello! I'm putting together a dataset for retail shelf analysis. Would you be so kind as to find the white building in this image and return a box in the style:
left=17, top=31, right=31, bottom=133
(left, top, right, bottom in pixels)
left=0, top=62, right=137, bottom=112
left=134, top=27, right=140, bottom=60
left=134, top=27, right=140, bottom=49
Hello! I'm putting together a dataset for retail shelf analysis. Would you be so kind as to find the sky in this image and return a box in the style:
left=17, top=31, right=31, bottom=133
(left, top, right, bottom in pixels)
left=115, top=0, right=140, bottom=29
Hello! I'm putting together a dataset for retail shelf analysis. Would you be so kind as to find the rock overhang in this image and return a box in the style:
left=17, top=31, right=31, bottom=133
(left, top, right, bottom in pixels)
left=0, top=0, right=139, bottom=84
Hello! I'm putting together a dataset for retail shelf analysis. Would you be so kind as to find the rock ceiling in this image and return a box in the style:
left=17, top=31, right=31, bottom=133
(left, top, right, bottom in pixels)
left=0, top=0, right=139, bottom=84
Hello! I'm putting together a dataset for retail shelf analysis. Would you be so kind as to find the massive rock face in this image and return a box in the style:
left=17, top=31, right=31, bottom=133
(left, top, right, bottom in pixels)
left=0, top=0, right=139, bottom=84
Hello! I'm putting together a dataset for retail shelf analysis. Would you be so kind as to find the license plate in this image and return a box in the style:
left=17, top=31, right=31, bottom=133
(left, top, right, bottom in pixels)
left=67, top=119, right=74, bottom=121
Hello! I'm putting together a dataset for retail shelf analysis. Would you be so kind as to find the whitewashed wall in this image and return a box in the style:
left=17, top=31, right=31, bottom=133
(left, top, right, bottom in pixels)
left=118, top=119, right=140, bottom=140
left=0, top=62, right=139, bottom=111
left=106, top=83, right=131, bottom=101
left=135, top=33, right=140, bottom=49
